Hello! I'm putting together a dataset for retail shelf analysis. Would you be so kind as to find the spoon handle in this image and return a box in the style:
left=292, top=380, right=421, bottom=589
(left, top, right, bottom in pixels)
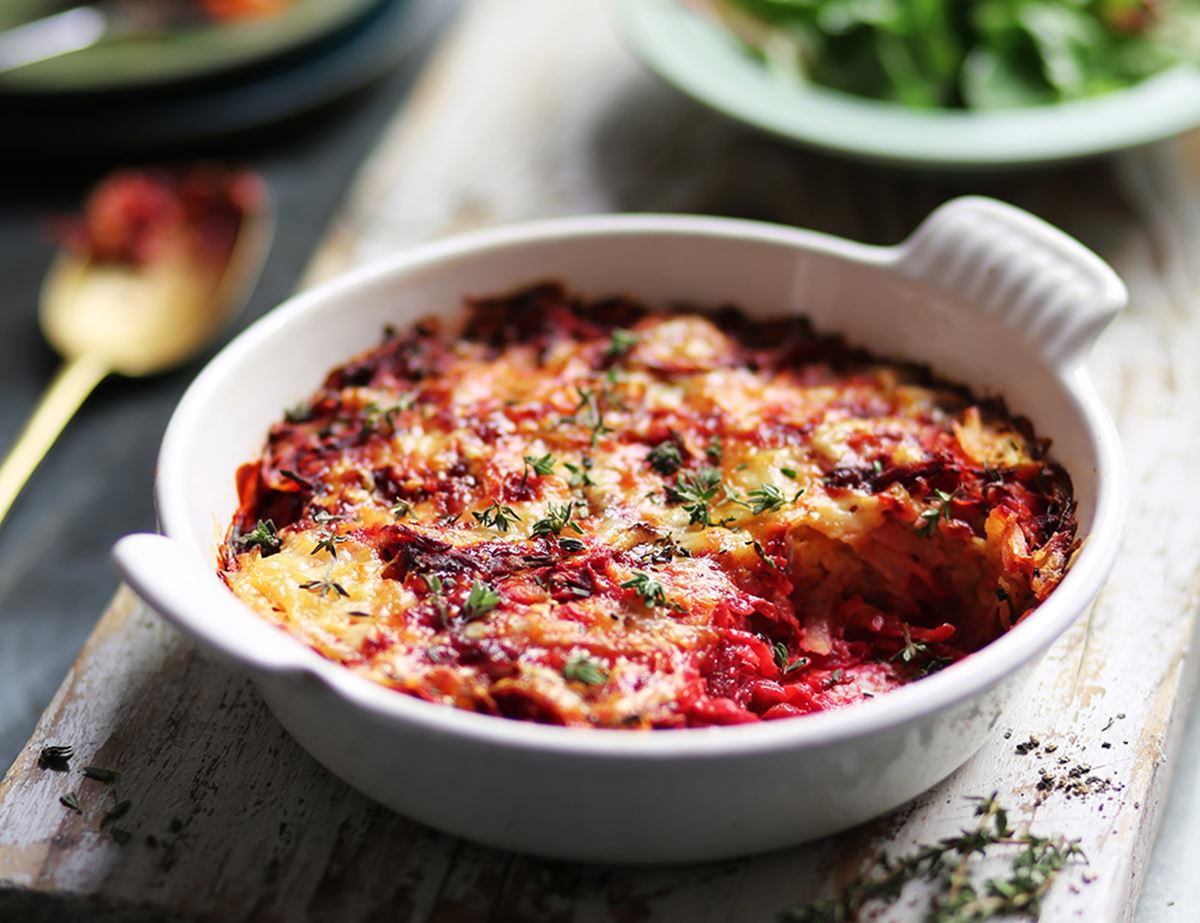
left=0, top=354, right=110, bottom=528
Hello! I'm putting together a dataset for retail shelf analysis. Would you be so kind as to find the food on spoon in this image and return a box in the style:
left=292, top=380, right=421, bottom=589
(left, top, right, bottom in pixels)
left=219, top=282, right=1077, bottom=728
left=59, top=165, right=264, bottom=269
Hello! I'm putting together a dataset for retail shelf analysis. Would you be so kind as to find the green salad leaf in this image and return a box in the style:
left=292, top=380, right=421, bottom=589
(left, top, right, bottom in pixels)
left=708, top=0, right=1200, bottom=108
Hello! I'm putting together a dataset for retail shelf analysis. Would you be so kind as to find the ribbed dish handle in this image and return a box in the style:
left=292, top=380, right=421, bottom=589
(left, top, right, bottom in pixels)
left=895, top=197, right=1127, bottom=370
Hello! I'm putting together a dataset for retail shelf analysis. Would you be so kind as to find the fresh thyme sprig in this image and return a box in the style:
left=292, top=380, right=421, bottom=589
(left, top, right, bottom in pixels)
left=564, top=387, right=611, bottom=447
left=750, top=538, right=778, bottom=570
left=236, top=519, right=282, bottom=557
left=664, top=467, right=724, bottom=526
left=564, top=457, right=595, bottom=487
left=462, top=580, right=501, bottom=621
left=389, top=499, right=414, bottom=520
left=778, top=794, right=1086, bottom=923
left=916, top=487, right=960, bottom=537
left=892, top=625, right=930, bottom=664
left=522, top=452, right=556, bottom=485
left=310, top=510, right=348, bottom=558
left=473, top=500, right=522, bottom=533
left=530, top=501, right=584, bottom=538
left=424, top=573, right=449, bottom=626
left=299, top=565, right=349, bottom=599
left=647, top=439, right=683, bottom=476
left=772, top=642, right=809, bottom=675
left=361, top=396, right=414, bottom=435
left=620, top=571, right=674, bottom=609
left=604, top=328, right=639, bottom=360
left=728, top=481, right=805, bottom=516
left=562, top=652, right=609, bottom=686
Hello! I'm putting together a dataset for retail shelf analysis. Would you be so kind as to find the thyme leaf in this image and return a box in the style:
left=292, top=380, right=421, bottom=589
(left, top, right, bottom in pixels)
left=916, top=487, right=960, bottom=537
left=236, top=519, right=281, bottom=557
left=299, top=571, right=350, bottom=599
left=604, top=328, right=639, bottom=360
left=647, top=439, right=684, bottom=476
left=564, top=457, right=595, bottom=487
left=892, top=625, right=930, bottom=664
left=472, top=500, right=522, bottom=533
left=772, top=641, right=808, bottom=675
left=750, top=538, right=778, bottom=570
left=310, top=514, right=348, bottom=558
left=462, top=580, right=501, bottom=621
left=522, top=452, right=556, bottom=485
left=562, top=652, right=609, bottom=686
left=424, top=573, right=449, bottom=626
left=564, top=388, right=611, bottom=447
left=530, top=501, right=584, bottom=537
left=664, top=468, right=723, bottom=526
left=620, top=571, right=672, bottom=609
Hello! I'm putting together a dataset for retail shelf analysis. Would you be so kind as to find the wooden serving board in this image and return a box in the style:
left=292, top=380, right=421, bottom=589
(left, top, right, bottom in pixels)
left=4, top=2, right=1200, bottom=921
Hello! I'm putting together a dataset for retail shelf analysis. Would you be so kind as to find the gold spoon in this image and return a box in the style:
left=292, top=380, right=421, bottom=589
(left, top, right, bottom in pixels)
left=0, top=192, right=274, bottom=527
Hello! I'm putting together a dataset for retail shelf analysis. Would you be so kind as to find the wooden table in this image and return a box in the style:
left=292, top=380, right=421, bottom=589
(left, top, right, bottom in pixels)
left=3, top=3, right=1200, bottom=920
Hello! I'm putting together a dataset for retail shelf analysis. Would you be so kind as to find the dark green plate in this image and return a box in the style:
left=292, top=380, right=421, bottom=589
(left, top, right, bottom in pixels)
left=0, top=0, right=379, bottom=93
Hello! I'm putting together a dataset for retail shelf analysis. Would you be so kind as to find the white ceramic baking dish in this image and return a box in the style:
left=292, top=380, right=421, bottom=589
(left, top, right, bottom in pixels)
left=113, top=197, right=1126, bottom=864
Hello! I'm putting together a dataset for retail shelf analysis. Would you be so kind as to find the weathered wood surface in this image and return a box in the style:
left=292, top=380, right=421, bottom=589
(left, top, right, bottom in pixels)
left=3, top=1, right=1200, bottom=920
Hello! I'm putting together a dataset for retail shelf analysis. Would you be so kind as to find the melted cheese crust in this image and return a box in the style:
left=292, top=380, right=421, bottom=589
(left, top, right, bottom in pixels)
left=221, top=283, right=1077, bottom=728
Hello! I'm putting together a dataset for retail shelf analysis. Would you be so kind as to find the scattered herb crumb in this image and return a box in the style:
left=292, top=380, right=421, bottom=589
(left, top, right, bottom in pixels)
left=1015, top=735, right=1040, bottom=755
left=38, top=744, right=74, bottom=771
left=60, top=792, right=82, bottom=814
left=101, top=800, right=132, bottom=828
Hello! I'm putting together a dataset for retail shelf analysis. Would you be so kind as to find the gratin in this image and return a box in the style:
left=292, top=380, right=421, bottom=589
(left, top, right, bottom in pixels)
left=220, top=282, right=1077, bottom=729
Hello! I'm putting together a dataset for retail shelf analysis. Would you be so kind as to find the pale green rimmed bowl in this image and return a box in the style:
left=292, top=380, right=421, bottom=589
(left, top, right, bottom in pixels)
left=618, top=0, right=1200, bottom=169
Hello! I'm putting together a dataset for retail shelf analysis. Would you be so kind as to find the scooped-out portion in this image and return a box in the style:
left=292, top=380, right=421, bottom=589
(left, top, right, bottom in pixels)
left=219, top=282, right=1076, bottom=728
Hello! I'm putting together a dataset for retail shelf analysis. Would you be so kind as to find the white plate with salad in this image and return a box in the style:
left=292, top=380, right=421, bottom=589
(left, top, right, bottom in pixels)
left=619, top=0, right=1200, bottom=168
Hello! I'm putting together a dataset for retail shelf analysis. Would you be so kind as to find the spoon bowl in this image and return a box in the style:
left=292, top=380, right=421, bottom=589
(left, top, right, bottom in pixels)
left=0, top=176, right=273, bottom=526
left=40, top=206, right=273, bottom=375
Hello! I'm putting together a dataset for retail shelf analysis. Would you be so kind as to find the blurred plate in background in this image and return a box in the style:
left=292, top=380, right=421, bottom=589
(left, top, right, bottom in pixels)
left=618, top=0, right=1200, bottom=169
left=0, top=0, right=379, bottom=94
left=0, top=0, right=443, bottom=154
